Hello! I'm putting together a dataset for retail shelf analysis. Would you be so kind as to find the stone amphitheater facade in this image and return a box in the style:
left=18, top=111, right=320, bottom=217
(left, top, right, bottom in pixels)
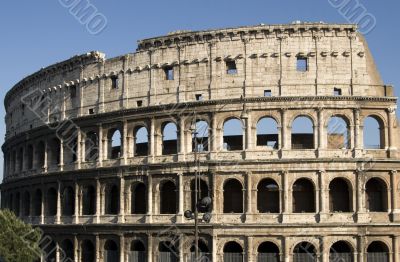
left=1, top=23, right=400, bottom=262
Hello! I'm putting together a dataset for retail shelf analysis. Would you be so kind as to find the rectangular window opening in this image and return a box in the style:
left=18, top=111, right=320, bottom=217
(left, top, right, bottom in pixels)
left=226, top=60, right=237, bottom=75
left=111, top=76, right=119, bottom=89
left=334, top=88, right=342, bottom=96
left=89, top=108, right=94, bottom=115
left=264, top=90, right=272, bottom=97
left=296, top=57, right=308, bottom=72
left=164, top=66, right=174, bottom=80
left=195, top=94, right=203, bottom=101
left=137, top=100, right=143, bottom=107
left=70, top=85, right=77, bottom=98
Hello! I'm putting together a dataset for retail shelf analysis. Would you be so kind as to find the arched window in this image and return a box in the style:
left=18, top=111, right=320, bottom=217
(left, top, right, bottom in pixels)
left=43, top=240, right=56, bottom=262
left=367, top=241, right=389, bottom=262
left=293, top=179, right=315, bottom=213
left=105, top=185, right=119, bottom=215
left=131, top=183, right=146, bottom=214
left=135, top=126, right=149, bottom=156
left=46, top=188, right=57, bottom=216
left=23, top=191, right=30, bottom=217
left=82, top=185, right=96, bottom=215
left=81, top=240, right=95, bottom=262
left=189, top=240, right=210, bottom=261
left=327, top=116, right=350, bottom=149
left=36, top=141, right=46, bottom=168
left=49, top=138, right=61, bottom=166
left=256, top=117, right=279, bottom=149
left=27, top=145, right=34, bottom=169
left=329, top=241, right=353, bottom=262
left=190, top=179, right=209, bottom=211
left=62, top=186, right=75, bottom=216
left=162, top=122, right=178, bottom=155
left=223, top=241, right=243, bottom=262
left=33, top=189, right=42, bottom=216
left=257, top=179, right=279, bottom=213
left=129, top=240, right=146, bottom=262
left=363, top=116, right=384, bottom=149
left=160, top=181, right=177, bottom=214
left=293, top=242, right=316, bottom=262
left=104, top=240, right=119, bottom=262
left=329, top=178, right=352, bottom=212
left=257, top=241, right=280, bottom=262
left=159, top=241, right=179, bottom=262
left=366, top=178, right=388, bottom=212
left=60, top=239, right=74, bottom=261
left=109, top=129, right=122, bottom=159
left=223, top=118, right=243, bottom=151
left=85, top=131, right=99, bottom=161
left=192, top=120, right=209, bottom=152
left=291, top=116, right=314, bottom=149
left=223, top=179, right=243, bottom=213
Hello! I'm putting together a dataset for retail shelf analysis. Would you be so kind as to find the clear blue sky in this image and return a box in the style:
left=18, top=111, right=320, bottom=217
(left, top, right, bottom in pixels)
left=0, top=0, right=399, bottom=180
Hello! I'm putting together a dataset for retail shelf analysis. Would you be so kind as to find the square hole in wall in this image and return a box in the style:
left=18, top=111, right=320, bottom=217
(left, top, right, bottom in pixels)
left=334, top=87, right=342, bottom=96
left=264, top=90, right=272, bottom=97
left=195, top=94, right=203, bottom=101
left=70, top=85, right=77, bottom=98
left=111, top=76, right=119, bottom=89
left=164, top=66, right=174, bottom=80
left=89, top=108, right=94, bottom=115
left=226, top=60, right=237, bottom=75
left=296, top=57, right=308, bottom=72
left=137, top=100, right=143, bottom=107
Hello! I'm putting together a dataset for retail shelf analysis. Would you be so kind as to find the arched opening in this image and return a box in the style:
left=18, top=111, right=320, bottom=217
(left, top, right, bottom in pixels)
left=329, top=178, right=352, bottom=212
left=223, top=118, right=243, bottom=151
left=189, top=240, right=210, bottom=261
left=14, top=192, right=20, bottom=216
left=363, top=116, right=384, bottom=149
left=293, top=179, right=315, bottom=213
left=60, top=239, right=74, bottom=261
left=159, top=241, right=179, bottom=262
left=27, top=145, right=34, bottom=169
left=104, top=240, right=119, bottom=262
left=257, top=241, right=280, bottom=262
left=62, top=186, right=75, bottom=216
left=105, top=185, right=119, bottom=215
left=49, top=138, right=61, bottom=166
left=129, top=240, right=146, bottom=262
left=327, top=116, right=350, bottom=149
left=81, top=240, right=95, bottom=262
left=257, top=179, right=280, bottom=213
left=160, top=181, right=177, bottom=214
left=135, top=126, right=149, bottom=156
left=223, top=179, right=243, bottom=213
left=33, top=189, right=42, bottom=216
left=11, top=151, right=16, bottom=174
left=256, top=117, right=279, bottom=149
left=46, top=188, right=57, bottom=216
left=291, top=116, right=314, bottom=149
left=43, top=240, right=56, bottom=262
left=329, top=241, right=353, bottom=262
left=223, top=241, right=243, bottom=262
left=85, top=131, right=99, bottom=162
left=18, top=148, right=23, bottom=171
left=36, top=141, right=46, bottom=169
left=23, top=191, right=30, bottom=216
left=131, top=183, right=146, bottom=214
left=109, top=129, right=122, bottom=159
left=162, top=122, right=178, bottom=155
left=293, top=242, right=316, bottom=262
left=82, top=185, right=96, bottom=215
left=366, top=241, right=389, bottom=262
left=190, top=179, right=209, bottom=212
left=366, top=178, right=388, bottom=212
left=192, top=120, right=209, bottom=152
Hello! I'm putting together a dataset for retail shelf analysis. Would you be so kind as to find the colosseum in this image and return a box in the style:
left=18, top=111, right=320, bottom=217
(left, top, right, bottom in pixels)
left=1, top=22, right=400, bottom=262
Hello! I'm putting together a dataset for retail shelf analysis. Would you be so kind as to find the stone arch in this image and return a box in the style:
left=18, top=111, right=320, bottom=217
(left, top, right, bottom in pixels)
left=81, top=239, right=95, bottom=262
left=257, top=178, right=280, bottom=213
left=257, top=241, right=280, bottom=261
left=131, top=182, right=146, bottom=214
left=61, top=186, right=75, bottom=216
left=129, top=239, right=146, bottom=261
left=326, top=115, right=351, bottom=149
left=293, top=241, right=317, bottom=261
left=329, top=240, right=354, bottom=262
left=256, top=117, right=279, bottom=149
left=291, top=115, right=315, bottom=149
left=192, top=120, right=209, bottom=152
left=223, top=241, right=243, bottom=261
left=223, top=178, right=243, bottom=213
left=366, top=241, right=389, bottom=262
left=105, top=184, right=119, bottom=215
left=366, top=177, right=388, bottom=212
left=162, top=121, right=178, bottom=155
left=190, top=178, right=209, bottom=211
left=160, top=180, right=177, bottom=214
left=46, top=187, right=57, bottom=216
left=223, top=117, right=244, bottom=151
left=363, top=114, right=386, bottom=149
left=108, top=127, right=122, bottom=159
left=104, top=239, right=119, bottom=262
left=292, top=178, right=315, bottom=213
left=159, top=240, right=179, bottom=260
left=82, top=185, right=96, bottom=215
left=329, top=177, right=353, bottom=212
left=60, top=239, right=74, bottom=261
left=134, top=126, right=149, bottom=156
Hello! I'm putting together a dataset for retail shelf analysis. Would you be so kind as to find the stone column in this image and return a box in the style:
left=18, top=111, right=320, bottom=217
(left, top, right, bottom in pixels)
left=41, top=185, right=45, bottom=224
left=356, top=169, right=368, bottom=222
left=354, top=108, right=362, bottom=157
left=59, top=139, right=64, bottom=171
left=44, top=140, right=48, bottom=172
left=280, top=109, right=288, bottom=150
left=55, top=242, right=60, bottom=262
left=393, top=235, right=399, bottom=262
left=177, top=173, right=184, bottom=222
left=245, top=113, right=253, bottom=150
left=212, top=235, right=218, bottom=262
left=387, top=107, right=397, bottom=157
left=147, top=234, right=153, bottom=262
left=120, top=234, right=125, bottom=262
left=247, top=236, right=254, bottom=262
left=98, top=124, right=103, bottom=165
left=282, top=171, right=289, bottom=214
left=147, top=174, right=153, bottom=223
left=74, top=181, right=79, bottom=223
left=317, top=108, right=324, bottom=155
left=123, top=120, right=128, bottom=164
left=179, top=118, right=185, bottom=154
left=95, top=234, right=100, bottom=262
left=211, top=113, right=217, bottom=152
left=320, top=236, right=328, bottom=262
left=390, top=170, right=400, bottom=221
left=96, top=179, right=101, bottom=222
left=119, top=176, right=125, bottom=222
left=150, top=118, right=156, bottom=159
left=283, top=237, right=290, bottom=262
left=358, top=235, right=365, bottom=262
left=73, top=235, right=78, bottom=262
left=76, top=127, right=82, bottom=169
left=318, top=170, right=328, bottom=220
left=56, top=181, right=61, bottom=224
left=246, top=172, right=252, bottom=216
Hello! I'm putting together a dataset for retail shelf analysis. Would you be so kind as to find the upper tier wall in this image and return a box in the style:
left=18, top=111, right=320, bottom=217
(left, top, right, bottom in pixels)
left=4, top=23, right=390, bottom=139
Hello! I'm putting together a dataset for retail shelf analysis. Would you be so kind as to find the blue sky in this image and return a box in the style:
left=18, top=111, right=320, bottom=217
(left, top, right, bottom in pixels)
left=0, top=0, right=399, bottom=180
